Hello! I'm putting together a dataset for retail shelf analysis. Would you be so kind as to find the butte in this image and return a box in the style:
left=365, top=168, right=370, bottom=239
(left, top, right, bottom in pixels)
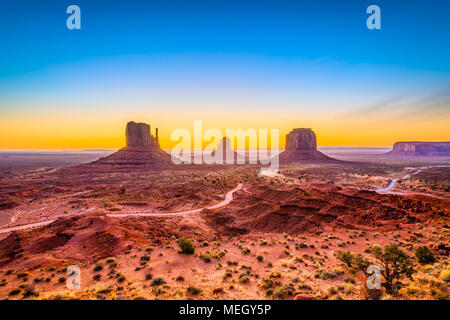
left=279, top=128, right=335, bottom=164
left=87, top=121, right=172, bottom=170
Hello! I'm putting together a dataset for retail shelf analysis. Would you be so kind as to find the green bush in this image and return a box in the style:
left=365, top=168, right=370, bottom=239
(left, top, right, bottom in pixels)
left=336, top=250, right=370, bottom=272
left=177, top=237, right=195, bottom=254
left=415, top=246, right=436, bottom=264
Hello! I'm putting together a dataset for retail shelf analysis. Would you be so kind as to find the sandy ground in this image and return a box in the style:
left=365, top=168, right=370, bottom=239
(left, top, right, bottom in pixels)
left=0, top=152, right=448, bottom=300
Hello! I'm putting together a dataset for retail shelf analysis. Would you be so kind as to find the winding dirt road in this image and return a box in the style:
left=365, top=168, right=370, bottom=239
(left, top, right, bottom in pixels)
left=0, top=183, right=243, bottom=235
left=106, top=183, right=243, bottom=218
left=375, top=169, right=423, bottom=193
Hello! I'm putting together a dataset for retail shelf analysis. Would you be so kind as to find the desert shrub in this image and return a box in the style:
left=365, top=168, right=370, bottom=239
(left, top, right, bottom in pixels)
left=432, top=290, right=449, bottom=300
left=22, top=285, right=38, bottom=298
left=440, top=269, right=450, bottom=282
left=241, top=247, right=251, bottom=255
left=415, top=246, right=436, bottom=264
left=269, top=272, right=281, bottom=278
left=151, top=276, right=166, bottom=286
left=199, top=254, right=211, bottom=263
left=344, top=277, right=355, bottom=284
left=259, top=279, right=274, bottom=289
left=97, top=287, right=112, bottom=294
left=399, top=283, right=421, bottom=296
left=176, top=276, right=185, bottom=281
left=140, top=255, right=150, bottom=262
left=336, top=250, right=369, bottom=272
left=223, top=272, right=233, bottom=280
left=344, top=283, right=354, bottom=294
left=273, top=285, right=294, bottom=299
left=328, top=286, right=338, bottom=295
left=360, top=283, right=383, bottom=300
left=9, top=288, right=21, bottom=296
left=187, top=286, right=202, bottom=295
left=314, top=268, right=344, bottom=280
left=58, top=277, right=66, bottom=283
left=93, top=274, right=101, bottom=281
left=93, top=263, right=103, bottom=272
left=256, top=255, right=264, bottom=262
left=177, top=237, right=195, bottom=254
left=153, top=287, right=166, bottom=295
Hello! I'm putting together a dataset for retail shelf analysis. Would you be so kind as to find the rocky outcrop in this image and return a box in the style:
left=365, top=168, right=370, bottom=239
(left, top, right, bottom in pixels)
left=210, top=137, right=241, bottom=164
left=126, top=121, right=158, bottom=147
left=388, top=142, right=450, bottom=156
left=88, top=121, right=172, bottom=170
left=285, top=128, right=317, bottom=151
left=279, top=128, right=334, bottom=163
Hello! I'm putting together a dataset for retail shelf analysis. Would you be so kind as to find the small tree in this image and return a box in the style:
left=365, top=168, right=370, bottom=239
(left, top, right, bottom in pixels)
left=415, top=246, right=436, bottom=264
left=371, top=243, right=414, bottom=294
left=177, top=237, right=195, bottom=254
left=336, top=250, right=370, bottom=273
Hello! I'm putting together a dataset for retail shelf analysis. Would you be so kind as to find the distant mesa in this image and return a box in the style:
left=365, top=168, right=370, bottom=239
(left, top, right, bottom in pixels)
left=388, top=141, right=450, bottom=157
left=211, top=137, right=240, bottom=164
left=90, top=121, right=172, bottom=169
left=279, top=128, right=334, bottom=163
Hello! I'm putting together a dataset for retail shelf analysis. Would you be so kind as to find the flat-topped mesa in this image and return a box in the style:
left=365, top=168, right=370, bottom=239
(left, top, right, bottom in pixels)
left=285, top=128, right=317, bottom=151
left=126, top=121, right=158, bottom=147
left=389, top=141, right=450, bottom=156
left=280, top=128, right=334, bottom=163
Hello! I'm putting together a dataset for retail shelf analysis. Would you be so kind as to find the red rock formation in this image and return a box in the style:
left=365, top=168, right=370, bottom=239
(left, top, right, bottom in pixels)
left=279, top=128, right=334, bottom=163
left=210, top=137, right=241, bottom=164
left=87, top=121, right=172, bottom=170
left=126, top=122, right=156, bottom=147
left=388, top=142, right=450, bottom=156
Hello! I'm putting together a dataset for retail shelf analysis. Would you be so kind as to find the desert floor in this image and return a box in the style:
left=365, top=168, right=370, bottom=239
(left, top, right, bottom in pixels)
left=0, top=151, right=448, bottom=300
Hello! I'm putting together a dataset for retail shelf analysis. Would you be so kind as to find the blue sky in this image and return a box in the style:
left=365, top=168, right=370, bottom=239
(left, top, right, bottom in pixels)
left=0, top=0, right=449, bottom=148
left=1, top=0, right=450, bottom=75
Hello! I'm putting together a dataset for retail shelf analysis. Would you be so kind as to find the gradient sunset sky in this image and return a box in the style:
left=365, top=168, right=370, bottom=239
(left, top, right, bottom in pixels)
left=0, top=0, right=449, bottom=150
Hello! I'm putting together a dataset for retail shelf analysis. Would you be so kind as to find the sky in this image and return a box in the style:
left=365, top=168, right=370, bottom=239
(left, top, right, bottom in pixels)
left=0, top=0, right=449, bottom=150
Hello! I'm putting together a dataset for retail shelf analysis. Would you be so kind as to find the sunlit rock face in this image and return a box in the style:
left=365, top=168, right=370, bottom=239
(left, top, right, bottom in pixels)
left=279, top=128, right=334, bottom=163
left=87, top=121, right=171, bottom=170
left=285, top=128, right=317, bottom=151
left=126, top=121, right=157, bottom=147
left=389, top=142, right=450, bottom=156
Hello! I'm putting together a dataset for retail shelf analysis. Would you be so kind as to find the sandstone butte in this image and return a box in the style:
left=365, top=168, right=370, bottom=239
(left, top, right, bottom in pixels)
left=279, top=128, right=335, bottom=163
left=388, top=141, right=450, bottom=157
left=89, top=121, right=172, bottom=169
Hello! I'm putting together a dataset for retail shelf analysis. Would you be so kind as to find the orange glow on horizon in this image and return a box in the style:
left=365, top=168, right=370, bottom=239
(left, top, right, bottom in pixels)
left=1, top=112, right=449, bottom=150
